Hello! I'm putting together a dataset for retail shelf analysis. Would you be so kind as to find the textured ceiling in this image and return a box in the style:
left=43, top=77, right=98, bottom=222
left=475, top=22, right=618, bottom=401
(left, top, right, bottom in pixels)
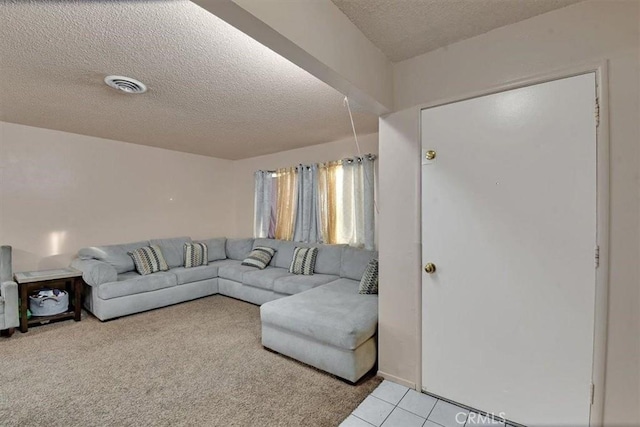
left=0, top=1, right=377, bottom=160
left=331, top=0, right=583, bottom=62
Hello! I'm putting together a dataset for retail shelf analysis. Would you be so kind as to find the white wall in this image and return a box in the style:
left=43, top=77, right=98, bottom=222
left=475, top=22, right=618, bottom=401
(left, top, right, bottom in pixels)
left=0, top=122, right=236, bottom=272
left=232, top=133, right=378, bottom=237
left=0, top=122, right=378, bottom=270
left=380, top=1, right=639, bottom=425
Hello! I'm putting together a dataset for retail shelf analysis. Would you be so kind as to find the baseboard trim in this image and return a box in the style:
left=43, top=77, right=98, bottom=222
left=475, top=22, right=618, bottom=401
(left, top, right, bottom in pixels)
left=377, top=371, right=416, bottom=390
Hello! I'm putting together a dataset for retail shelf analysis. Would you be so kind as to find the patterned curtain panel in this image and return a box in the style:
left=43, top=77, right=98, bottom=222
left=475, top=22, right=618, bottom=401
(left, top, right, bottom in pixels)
left=274, top=167, right=297, bottom=240
left=253, top=171, right=272, bottom=239
left=293, top=164, right=321, bottom=243
left=317, top=161, right=340, bottom=244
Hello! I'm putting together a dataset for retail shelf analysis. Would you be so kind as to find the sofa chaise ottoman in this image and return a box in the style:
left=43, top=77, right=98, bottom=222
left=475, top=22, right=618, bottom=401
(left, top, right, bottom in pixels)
left=261, top=279, right=378, bottom=383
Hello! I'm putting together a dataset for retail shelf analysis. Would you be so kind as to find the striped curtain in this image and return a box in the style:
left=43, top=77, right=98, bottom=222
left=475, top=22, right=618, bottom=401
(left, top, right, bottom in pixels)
left=317, top=161, right=340, bottom=244
left=274, top=167, right=297, bottom=240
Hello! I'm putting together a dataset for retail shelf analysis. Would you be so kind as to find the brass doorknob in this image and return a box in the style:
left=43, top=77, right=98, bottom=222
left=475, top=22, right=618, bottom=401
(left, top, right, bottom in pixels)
left=424, top=263, right=436, bottom=274
left=425, top=150, right=436, bottom=160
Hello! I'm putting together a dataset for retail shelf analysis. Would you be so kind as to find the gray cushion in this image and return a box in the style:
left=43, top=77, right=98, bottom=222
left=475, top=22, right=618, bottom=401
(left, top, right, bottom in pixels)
left=288, top=247, right=318, bottom=275
left=128, top=245, right=170, bottom=275
left=149, top=237, right=192, bottom=269
left=260, top=278, right=378, bottom=350
left=184, top=242, right=208, bottom=268
left=98, top=271, right=177, bottom=300
left=241, top=247, right=276, bottom=270
left=243, top=267, right=292, bottom=291
left=311, top=244, right=346, bottom=275
left=78, top=240, right=150, bottom=274
left=340, top=247, right=378, bottom=281
left=199, top=238, right=227, bottom=262
left=171, top=265, right=219, bottom=285
left=271, top=240, right=299, bottom=269
left=359, top=259, right=378, bottom=294
left=273, top=274, right=339, bottom=295
left=218, top=263, right=256, bottom=282
left=117, top=271, right=142, bottom=281
left=226, top=238, right=255, bottom=261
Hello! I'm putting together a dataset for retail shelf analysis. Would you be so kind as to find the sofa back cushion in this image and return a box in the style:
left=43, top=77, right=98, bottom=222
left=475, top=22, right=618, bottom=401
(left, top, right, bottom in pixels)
left=340, top=247, right=378, bottom=281
left=150, top=237, right=192, bottom=269
left=199, top=237, right=227, bottom=262
left=311, top=243, right=346, bottom=275
left=226, top=238, right=255, bottom=261
left=271, top=240, right=298, bottom=269
left=78, top=240, right=150, bottom=274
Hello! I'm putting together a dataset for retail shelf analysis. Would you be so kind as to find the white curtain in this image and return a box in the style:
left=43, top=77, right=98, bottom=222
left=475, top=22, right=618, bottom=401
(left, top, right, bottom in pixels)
left=336, top=156, right=375, bottom=249
left=293, top=164, right=321, bottom=243
left=253, top=171, right=273, bottom=238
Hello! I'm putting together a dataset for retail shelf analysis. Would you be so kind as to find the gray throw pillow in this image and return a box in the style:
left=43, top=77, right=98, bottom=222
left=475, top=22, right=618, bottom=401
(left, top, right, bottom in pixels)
left=241, top=247, right=276, bottom=269
left=289, top=247, right=318, bottom=275
left=128, top=245, right=169, bottom=275
left=359, top=259, right=378, bottom=294
left=184, top=242, right=208, bottom=268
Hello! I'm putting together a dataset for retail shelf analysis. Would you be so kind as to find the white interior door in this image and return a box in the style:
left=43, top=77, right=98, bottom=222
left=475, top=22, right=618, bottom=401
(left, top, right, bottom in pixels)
left=421, top=74, right=597, bottom=426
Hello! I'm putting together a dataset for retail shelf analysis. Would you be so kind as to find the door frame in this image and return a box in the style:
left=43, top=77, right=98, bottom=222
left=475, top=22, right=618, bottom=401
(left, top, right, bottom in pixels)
left=416, top=60, right=610, bottom=426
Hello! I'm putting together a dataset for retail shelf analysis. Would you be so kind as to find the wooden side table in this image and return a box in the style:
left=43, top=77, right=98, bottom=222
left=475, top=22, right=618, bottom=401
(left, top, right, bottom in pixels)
left=13, top=268, right=83, bottom=333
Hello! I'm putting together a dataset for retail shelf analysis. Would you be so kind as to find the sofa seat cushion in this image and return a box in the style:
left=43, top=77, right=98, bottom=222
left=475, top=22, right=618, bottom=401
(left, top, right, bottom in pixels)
left=171, top=265, right=218, bottom=285
left=216, top=261, right=256, bottom=283
left=273, top=274, right=339, bottom=295
left=260, top=278, right=378, bottom=350
left=243, top=267, right=292, bottom=291
left=98, top=271, right=177, bottom=300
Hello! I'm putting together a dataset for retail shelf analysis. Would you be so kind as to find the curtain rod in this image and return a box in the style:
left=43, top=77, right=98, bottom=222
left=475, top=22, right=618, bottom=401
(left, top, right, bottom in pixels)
left=257, top=153, right=377, bottom=174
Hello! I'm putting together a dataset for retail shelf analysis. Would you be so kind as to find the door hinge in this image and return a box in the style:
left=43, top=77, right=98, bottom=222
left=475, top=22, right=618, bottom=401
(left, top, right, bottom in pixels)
left=590, top=383, right=595, bottom=405
left=595, top=98, right=600, bottom=127
left=595, top=245, right=600, bottom=268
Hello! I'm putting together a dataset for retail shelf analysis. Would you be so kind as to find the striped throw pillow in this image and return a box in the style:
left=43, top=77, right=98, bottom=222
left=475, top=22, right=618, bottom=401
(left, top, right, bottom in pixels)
left=128, top=245, right=169, bottom=275
left=359, top=259, right=378, bottom=294
left=289, top=247, right=318, bottom=275
left=184, top=242, right=208, bottom=268
left=241, top=247, right=276, bottom=269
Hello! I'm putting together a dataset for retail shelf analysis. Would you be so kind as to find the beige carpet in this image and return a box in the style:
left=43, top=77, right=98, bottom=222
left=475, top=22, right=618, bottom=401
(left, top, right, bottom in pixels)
left=0, top=295, right=381, bottom=426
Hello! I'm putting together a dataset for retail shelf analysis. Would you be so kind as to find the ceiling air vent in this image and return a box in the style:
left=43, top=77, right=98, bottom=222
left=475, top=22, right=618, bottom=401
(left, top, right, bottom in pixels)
left=104, top=75, right=147, bottom=94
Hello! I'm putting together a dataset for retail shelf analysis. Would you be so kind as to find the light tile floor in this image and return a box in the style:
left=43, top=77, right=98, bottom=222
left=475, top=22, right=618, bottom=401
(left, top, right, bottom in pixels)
left=341, top=381, right=515, bottom=427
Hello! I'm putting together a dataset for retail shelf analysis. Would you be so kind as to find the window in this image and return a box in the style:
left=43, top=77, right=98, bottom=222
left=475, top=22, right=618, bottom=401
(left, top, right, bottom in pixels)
left=254, top=155, right=376, bottom=249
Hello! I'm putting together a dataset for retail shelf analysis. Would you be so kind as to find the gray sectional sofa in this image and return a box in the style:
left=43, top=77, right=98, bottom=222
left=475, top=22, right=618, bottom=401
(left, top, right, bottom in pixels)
left=72, top=236, right=378, bottom=382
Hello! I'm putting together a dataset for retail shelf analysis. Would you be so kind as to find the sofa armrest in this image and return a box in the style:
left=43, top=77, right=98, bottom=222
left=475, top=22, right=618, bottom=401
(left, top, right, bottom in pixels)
left=71, top=259, right=117, bottom=287
left=1, top=280, right=19, bottom=327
